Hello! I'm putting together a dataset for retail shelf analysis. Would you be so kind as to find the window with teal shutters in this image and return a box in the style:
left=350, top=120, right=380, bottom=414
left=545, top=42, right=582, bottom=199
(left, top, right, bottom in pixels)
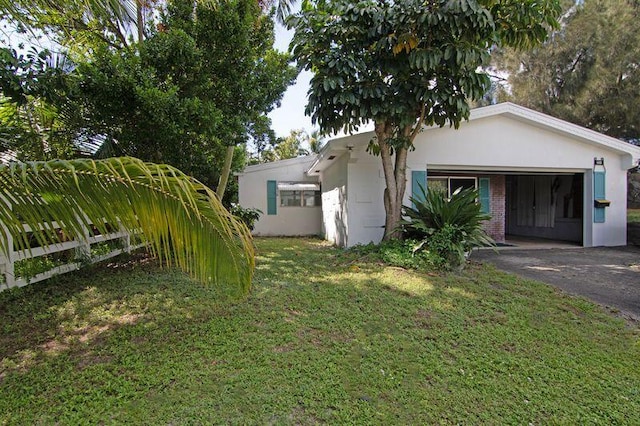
left=479, top=178, right=490, bottom=214
left=267, top=180, right=277, bottom=215
left=594, top=171, right=605, bottom=223
left=411, top=170, right=427, bottom=207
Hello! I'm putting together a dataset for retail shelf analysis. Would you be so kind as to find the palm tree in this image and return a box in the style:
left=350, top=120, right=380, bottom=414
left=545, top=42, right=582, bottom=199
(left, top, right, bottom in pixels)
left=0, top=0, right=139, bottom=48
left=307, top=129, right=325, bottom=154
left=258, top=0, right=294, bottom=24
left=0, top=157, right=255, bottom=294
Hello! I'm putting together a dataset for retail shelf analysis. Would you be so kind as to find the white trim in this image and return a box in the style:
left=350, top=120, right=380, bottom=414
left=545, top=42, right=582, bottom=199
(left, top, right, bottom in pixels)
left=277, top=182, right=321, bottom=191
left=237, top=155, right=319, bottom=175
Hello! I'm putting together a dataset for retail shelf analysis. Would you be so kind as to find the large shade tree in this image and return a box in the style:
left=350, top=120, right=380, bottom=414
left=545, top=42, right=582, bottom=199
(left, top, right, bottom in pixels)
left=63, top=0, right=295, bottom=197
left=492, top=0, right=640, bottom=141
left=289, top=0, right=561, bottom=240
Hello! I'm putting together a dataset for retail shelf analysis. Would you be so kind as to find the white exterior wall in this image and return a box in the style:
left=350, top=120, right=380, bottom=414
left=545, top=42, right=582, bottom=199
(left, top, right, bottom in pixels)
left=239, top=104, right=639, bottom=248
left=238, top=156, right=322, bottom=236
left=343, top=114, right=634, bottom=247
left=345, top=151, right=386, bottom=246
left=407, top=115, right=630, bottom=247
left=320, top=153, right=349, bottom=246
left=409, top=116, right=626, bottom=172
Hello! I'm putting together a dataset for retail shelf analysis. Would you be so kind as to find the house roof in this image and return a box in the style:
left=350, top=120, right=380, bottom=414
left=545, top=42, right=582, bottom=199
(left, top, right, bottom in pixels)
left=237, top=154, right=318, bottom=175
left=306, top=102, right=640, bottom=175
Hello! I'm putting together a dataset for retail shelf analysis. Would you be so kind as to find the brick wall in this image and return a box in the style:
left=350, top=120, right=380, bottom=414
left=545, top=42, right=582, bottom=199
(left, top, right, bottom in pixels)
left=481, top=175, right=505, bottom=243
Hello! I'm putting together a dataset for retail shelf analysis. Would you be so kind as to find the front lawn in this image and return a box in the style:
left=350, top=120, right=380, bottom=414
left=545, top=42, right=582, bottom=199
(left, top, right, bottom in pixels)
left=629, top=208, right=640, bottom=223
left=1, top=238, right=639, bottom=424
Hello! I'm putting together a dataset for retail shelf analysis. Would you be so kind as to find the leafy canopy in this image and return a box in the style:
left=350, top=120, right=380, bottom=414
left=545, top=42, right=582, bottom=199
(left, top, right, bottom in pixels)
left=289, top=0, right=561, bottom=144
left=493, top=0, right=640, bottom=141
left=66, top=0, right=296, bottom=191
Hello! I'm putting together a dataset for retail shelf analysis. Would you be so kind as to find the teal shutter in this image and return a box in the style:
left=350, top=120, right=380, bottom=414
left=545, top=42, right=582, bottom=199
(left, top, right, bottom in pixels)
left=267, top=180, right=277, bottom=215
left=479, top=178, right=490, bottom=214
left=594, top=171, right=605, bottom=223
left=411, top=170, right=427, bottom=207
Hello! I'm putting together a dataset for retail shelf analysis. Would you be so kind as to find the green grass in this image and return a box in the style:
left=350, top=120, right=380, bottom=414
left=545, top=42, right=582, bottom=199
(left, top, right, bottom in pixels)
left=1, top=238, right=639, bottom=424
left=629, top=208, right=640, bottom=223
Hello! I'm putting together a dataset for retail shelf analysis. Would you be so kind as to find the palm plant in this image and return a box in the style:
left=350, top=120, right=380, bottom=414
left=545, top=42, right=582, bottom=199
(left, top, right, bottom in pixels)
left=306, top=129, right=325, bottom=154
left=0, top=157, right=255, bottom=295
left=402, top=185, right=494, bottom=269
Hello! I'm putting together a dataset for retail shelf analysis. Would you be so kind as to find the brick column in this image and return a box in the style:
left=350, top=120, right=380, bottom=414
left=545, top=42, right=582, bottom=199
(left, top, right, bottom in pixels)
left=481, top=175, right=506, bottom=243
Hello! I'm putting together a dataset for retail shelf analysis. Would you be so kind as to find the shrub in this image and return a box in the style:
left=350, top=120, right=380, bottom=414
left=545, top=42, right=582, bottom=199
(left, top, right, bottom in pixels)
left=343, top=239, right=442, bottom=271
left=230, top=204, right=262, bottom=231
left=402, top=186, right=495, bottom=270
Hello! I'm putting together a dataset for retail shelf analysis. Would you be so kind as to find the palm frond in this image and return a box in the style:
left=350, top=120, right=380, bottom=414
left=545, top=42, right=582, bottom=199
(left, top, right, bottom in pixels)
left=0, top=157, right=255, bottom=295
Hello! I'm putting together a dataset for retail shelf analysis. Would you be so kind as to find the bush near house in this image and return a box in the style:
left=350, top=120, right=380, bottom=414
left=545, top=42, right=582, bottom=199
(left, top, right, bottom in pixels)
left=401, top=186, right=495, bottom=270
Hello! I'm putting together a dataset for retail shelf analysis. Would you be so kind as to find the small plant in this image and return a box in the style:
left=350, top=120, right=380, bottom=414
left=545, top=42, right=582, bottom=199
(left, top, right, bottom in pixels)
left=90, top=240, right=123, bottom=258
left=402, top=185, right=495, bottom=270
left=344, top=239, right=441, bottom=270
left=230, top=204, right=262, bottom=231
left=14, top=256, right=64, bottom=281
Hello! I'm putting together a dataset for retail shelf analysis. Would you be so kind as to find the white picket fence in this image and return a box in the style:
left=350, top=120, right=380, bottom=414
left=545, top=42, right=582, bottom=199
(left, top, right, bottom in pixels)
left=0, top=220, right=144, bottom=291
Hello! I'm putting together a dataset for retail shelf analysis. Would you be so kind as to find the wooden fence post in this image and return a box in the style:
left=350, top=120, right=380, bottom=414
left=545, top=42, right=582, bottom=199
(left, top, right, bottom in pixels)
left=75, top=214, right=91, bottom=262
left=119, top=220, right=131, bottom=253
left=0, top=195, right=16, bottom=289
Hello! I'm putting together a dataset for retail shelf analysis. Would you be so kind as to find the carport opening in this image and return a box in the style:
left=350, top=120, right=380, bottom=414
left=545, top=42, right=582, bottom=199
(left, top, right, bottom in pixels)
left=505, top=173, right=583, bottom=245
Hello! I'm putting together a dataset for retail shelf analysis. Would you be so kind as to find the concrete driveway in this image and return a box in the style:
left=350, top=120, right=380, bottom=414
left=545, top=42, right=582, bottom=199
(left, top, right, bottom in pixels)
left=472, top=246, right=640, bottom=320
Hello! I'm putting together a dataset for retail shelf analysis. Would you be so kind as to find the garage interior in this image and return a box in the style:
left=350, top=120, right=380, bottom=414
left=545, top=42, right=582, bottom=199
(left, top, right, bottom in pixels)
left=505, top=174, right=584, bottom=244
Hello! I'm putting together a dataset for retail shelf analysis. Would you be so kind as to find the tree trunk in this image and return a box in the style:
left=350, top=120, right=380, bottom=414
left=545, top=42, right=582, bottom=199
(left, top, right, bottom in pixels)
left=216, top=145, right=235, bottom=200
left=376, top=121, right=416, bottom=241
left=136, top=0, right=144, bottom=42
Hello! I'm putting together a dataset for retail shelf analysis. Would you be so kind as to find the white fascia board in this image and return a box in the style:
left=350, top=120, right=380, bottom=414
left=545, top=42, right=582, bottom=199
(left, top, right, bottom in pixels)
left=240, top=155, right=318, bottom=174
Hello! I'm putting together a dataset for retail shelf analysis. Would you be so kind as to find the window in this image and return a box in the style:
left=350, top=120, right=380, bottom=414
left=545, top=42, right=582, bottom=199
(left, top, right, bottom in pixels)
left=278, top=182, right=321, bottom=207
left=427, top=176, right=477, bottom=196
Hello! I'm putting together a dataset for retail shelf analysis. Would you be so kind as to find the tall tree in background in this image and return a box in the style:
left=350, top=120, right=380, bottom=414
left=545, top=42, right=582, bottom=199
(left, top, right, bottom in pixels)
left=0, top=46, right=86, bottom=160
left=290, top=0, right=560, bottom=240
left=64, top=0, right=295, bottom=198
left=306, top=129, right=325, bottom=154
left=493, top=0, right=640, bottom=141
left=0, top=0, right=143, bottom=51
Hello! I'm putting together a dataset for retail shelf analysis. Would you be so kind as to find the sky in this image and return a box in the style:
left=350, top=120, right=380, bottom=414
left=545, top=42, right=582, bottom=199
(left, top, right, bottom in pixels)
left=267, top=22, right=314, bottom=138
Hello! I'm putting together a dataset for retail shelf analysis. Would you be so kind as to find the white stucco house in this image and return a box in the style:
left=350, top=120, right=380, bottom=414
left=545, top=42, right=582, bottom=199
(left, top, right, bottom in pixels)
left=238, top=102, right=640, bottom=248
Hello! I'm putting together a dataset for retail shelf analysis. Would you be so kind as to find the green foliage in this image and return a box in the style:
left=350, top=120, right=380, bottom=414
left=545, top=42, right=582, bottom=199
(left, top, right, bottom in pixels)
left=289, top=0, right=560, bottom=239
left=0, top=47, right=78, bottom=160
left=402, top=186, right=495, bottom=270
left=14, top=255, right=64, bottom=280
left=344, top=239, right=439, bottom=271
left=90, top=240, right=124, bottom=258
left=72, top=31, right=224, bottom=186
left=289, top=0, right=560, bottom=137
left=0, top=0, right=140, bottom=51
left=493, top=0, right=640, bottom=141
left=230, top=204, right=262, bottom=231
left=0, top=157, right=255, bottom=294
left=66, top=0, right=296, bottom=189
left=1, top=238, right=639, bottom=423
left=258, top=129, right=307, bottom=162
